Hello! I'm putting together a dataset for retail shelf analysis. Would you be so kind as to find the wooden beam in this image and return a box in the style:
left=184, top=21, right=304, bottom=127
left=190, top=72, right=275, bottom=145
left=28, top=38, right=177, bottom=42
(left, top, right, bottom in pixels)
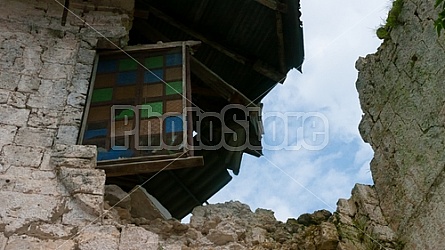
left=254, top=0, right=287, bottom=12
left=275, top=10, right=287, bottom=73
left=97, top=156, right=204, bottom=177
left=190, top=57, right=258, bottom=107
left=145, top=6, right=285, bottom=82
left=99, top=41, right=201, bottom=56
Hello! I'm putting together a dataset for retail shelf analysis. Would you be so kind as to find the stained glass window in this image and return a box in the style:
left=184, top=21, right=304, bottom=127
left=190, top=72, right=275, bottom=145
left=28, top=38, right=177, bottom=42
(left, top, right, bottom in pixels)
left=80, top=44, right=191, bottom=161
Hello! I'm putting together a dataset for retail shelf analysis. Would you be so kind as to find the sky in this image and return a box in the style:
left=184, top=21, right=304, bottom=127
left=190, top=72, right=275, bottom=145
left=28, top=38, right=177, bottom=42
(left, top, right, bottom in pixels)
left=206, top=0, right=392, bottom=222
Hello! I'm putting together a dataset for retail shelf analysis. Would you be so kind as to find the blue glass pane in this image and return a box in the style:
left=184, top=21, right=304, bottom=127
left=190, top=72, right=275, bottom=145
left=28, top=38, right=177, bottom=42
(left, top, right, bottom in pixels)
left=97, top=149, right=134, bottom=161
left=165, top=116, right=183, bottom=133
left=117, top=71, right=137, bottom=86
left=84, top=129, right=107, bottom=140
left=144, top=69, right=164, bottom=84
left=166, top=53, right=182, bottom=66
left=97, top=60, right=117, bottom=73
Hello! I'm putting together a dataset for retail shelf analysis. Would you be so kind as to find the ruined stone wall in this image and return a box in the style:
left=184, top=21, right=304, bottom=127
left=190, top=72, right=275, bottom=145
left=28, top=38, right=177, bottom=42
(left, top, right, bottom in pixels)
left=0, top=0, right=145, bottom=248
left=356, top=0, right=445, bottom=248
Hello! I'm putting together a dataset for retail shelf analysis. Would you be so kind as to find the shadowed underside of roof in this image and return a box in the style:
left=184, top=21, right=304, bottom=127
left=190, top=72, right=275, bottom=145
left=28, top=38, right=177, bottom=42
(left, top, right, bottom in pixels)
left=107, top=0, right=304, bottom=219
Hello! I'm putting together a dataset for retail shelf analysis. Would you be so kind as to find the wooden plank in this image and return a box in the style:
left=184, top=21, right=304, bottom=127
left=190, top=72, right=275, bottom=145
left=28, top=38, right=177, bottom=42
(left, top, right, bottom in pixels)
left=255, top=0, right=287, bottom=12
left=190, top=57, right=258, bottom=107
left=98, top=156, right=205, bottom=177
left=145, top=7, right=285, bottom=82
left=98, top=41, right=201, bottom=56
left=97, top=153, right=184, bottom=166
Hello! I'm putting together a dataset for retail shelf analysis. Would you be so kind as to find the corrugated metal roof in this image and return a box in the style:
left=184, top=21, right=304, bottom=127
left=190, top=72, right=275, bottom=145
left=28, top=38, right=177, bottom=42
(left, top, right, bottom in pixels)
left=107, top=0, right=304, bottom=219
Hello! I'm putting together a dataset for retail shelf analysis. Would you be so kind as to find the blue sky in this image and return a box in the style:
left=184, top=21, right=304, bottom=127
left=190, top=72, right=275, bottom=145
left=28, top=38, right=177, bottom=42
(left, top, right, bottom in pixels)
left=207, top=0, right=391, bottom=221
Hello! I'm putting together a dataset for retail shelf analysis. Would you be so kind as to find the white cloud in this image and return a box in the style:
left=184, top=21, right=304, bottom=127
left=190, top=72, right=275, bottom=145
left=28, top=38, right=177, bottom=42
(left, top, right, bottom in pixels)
left=209, top=0, right=389, bottom=222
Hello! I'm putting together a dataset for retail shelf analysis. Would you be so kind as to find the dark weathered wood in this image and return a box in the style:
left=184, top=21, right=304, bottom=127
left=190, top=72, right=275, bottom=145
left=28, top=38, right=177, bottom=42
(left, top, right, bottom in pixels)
left=190, top=57, right=258, bottom=107
left=97, top=153, right=184, bottom=166
left=61, top=0, right=69, bottom=26
left=275, top=11, right=286, bottom=73
left=146, top=6, right=285, bottom=82
left=98, top=41, right=201, bottom=57
left=254, top=0, right=287, bottom=12
left=98, top=156, right=204, bottom=177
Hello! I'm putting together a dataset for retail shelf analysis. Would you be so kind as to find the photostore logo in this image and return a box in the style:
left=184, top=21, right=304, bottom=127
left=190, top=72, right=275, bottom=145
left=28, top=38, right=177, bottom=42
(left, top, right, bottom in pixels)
left=109, top=104, right=329, bottom=152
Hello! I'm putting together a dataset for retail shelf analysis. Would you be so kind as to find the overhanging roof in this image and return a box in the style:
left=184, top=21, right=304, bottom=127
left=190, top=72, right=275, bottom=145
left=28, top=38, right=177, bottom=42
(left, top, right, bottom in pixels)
left=107, top=0, right=304, bottom=219
left=132, top=0, right=304, bottom=102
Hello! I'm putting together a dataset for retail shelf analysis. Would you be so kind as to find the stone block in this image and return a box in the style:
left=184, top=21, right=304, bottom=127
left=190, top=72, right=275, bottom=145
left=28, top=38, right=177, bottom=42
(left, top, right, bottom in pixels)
left=59, top=105, right=83, bottom=126
left=39, top=62, right=74, bottom=80
left=57, top=167, right=105, bottom=195
left=27, top=108, right=60, bottom=128
left=51, top=157, right=96, bottom=169
left=41, top=47, right=76, bottom=65
left=15, top=127, right=55, bottom=148
left=17, top=74, right=40, bottom=93
left=7, top=91, right=27, bottom=108
left=119, top=226, right=159, bottom=250
left=73, top=63, right=93, bottom=81
left=0, top=125, right=17, bottom=148
left=0, top=89, right=9, bottom=103
left=27, top=93, right=66, bottom=111
left=53, top=144, right=97, bottom=159
left=105, top=184, right=131, bottom=209
left=0, top=70, right=20, bottom=91
left=77, top=48, right=96, bottom=65
left=76, top=225, right=120, bottom=250
left=67, top=92, right=86, bottom=108
left=69, top=77, right=89, bottom=95
left=34, top=223, right=76, bottom=239
left=0, top=191, right=59, bottom=233
left=73, top=193, right=103, bottom=216
left=5, top=235, right=75, bottom=250
left=0, top=105, right=30, bottom=127
left=130, top=186, right=172, bottom=220
left=2, top=145, right=43, bottom=168
left=55, top=125, right=79, bottom=145
left=0, top=233, right=6, bottom=250
left=62, top=198, right=98, bottom=226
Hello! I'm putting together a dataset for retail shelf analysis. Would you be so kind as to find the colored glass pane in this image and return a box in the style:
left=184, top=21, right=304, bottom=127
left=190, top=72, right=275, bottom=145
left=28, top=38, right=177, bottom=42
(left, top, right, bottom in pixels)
left=165, top=67, right=182, bottom=81
left=166, top=53, right=182, bottom=66
left=94, top=73, right=115, bottom=88
left=144, top=69, right=163, bottom=83
left=165, top=81, right=183, bottom=95
left=115, top=86, right=136, bottom=100
left=142, top=84, right=163, bottom=98
left=144, top=56, right=163, bottom=68
left=166, top=99, right=183, bottom=113
left=83, top=129, right=107, bottom=140
left=91, top=88, right=113, bottom=103
left=165, top=116, right=183, bottom=133
left=87, top=106, right=111, bottom=122
left=141, top=102, right=163, bottom=118
left=117, top=71, right=137, bottom=86
left=115, top=109, right=135, bottom=120
left=97, top=60, right=117, bottom=73
left=119, top=59, right=138, bottom=71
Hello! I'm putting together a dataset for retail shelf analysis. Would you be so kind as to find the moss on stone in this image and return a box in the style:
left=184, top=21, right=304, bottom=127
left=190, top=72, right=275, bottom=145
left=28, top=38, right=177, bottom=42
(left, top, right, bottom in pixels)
left=377, top=0, right=404, bottom=40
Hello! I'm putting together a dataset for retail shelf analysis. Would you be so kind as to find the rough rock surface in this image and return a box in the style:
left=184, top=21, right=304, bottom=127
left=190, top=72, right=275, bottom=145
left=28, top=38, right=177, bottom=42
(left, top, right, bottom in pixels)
left=356, top=0, right=445, bottom=248
left=0, top=0, right=441, bottom=249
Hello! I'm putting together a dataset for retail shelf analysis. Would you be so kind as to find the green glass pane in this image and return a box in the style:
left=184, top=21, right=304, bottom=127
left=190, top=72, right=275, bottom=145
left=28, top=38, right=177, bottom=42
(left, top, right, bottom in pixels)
left=91, top=88, right=113, bottom=103
left=144, top=56, right=164, bottom=69
left=141, top=102, right=163, bottom=118
left=119, top=59, right=138, bottom=71
left=115, top=109, right=135, bottom=120
left=165, top=81, right=183, bottom=95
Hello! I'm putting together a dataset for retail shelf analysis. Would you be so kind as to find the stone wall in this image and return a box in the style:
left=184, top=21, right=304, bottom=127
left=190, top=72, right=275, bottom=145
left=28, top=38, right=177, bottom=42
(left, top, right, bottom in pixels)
left=1, top=0, right=442, bottom=249
left=356, top=0, right=445, bottom=248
